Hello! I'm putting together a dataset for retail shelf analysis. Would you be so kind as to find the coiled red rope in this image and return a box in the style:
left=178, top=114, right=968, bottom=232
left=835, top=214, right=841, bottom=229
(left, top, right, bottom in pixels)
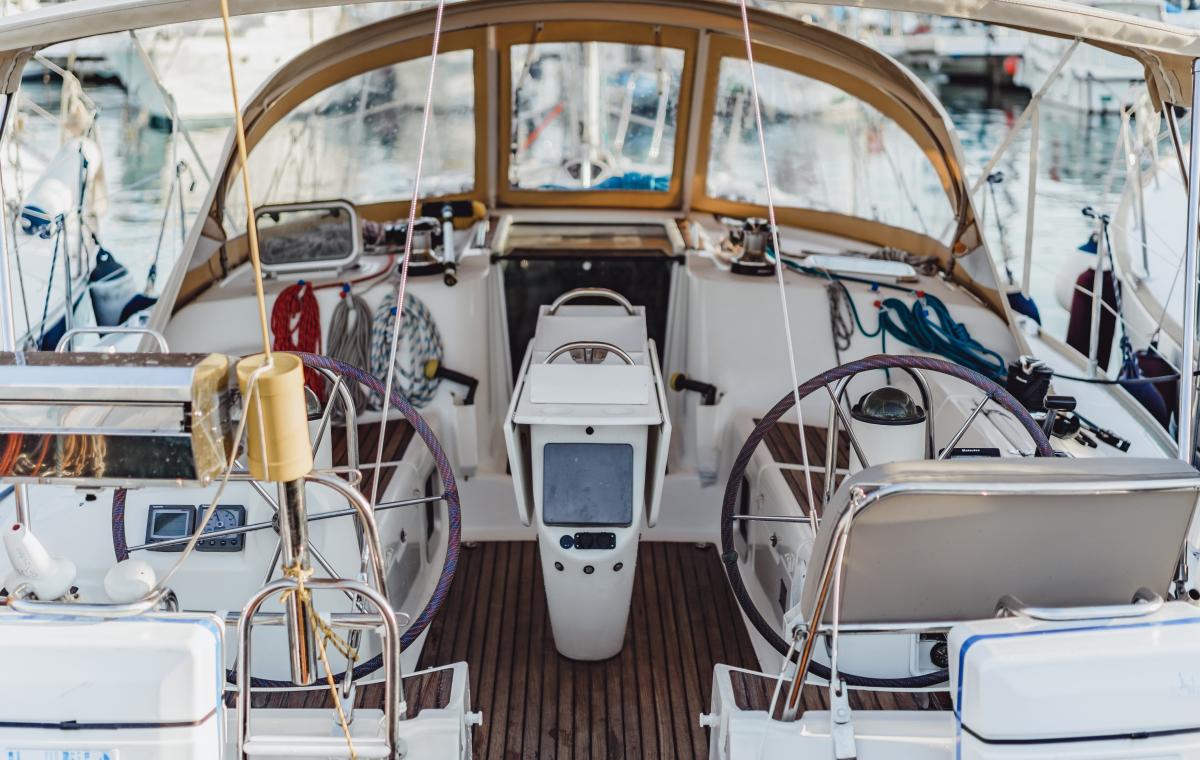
left=271, top=280, right=323, bottom=395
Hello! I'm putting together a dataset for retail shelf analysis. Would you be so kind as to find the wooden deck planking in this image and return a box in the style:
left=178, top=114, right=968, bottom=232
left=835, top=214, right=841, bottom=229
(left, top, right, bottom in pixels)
left=412, top=541, right=759, bottom=759
left=760, top=422, right=851, bottom=517
left=245, top=539, right=948, bottom=757
left=727, top=669, right=952, bottom=718
left=331, top=420, right=415, bottom=502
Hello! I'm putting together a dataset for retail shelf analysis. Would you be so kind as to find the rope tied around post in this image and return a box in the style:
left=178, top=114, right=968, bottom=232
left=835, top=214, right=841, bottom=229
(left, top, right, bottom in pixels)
left=278, top=562, right=359, bottom=760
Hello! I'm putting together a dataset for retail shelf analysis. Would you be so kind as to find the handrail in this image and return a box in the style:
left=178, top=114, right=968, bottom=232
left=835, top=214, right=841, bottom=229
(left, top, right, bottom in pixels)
left=547, top=287, right=635, bottom=315
left=55, top=326, right=170, bottom=353
left=996, top=587, right=1164, bottom=621
left=543, top=340, right=634, bottom=366
left=7, top=585, right=176, bottom=617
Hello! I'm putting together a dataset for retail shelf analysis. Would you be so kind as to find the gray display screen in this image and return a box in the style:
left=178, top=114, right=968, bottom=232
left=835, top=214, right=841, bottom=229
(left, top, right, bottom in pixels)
left=151, top=509, right=191, bottom=538
left=542, top=442, right=634, bottom=526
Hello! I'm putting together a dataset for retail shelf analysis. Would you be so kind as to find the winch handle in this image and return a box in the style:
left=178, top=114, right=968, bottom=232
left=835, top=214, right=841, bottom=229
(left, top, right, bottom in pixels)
left=543, top=340, right=635, bottom=366
left=547, top=288, right=635, bottom=315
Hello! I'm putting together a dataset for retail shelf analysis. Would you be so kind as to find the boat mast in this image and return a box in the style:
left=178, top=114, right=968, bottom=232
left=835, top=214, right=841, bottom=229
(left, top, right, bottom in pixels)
left=1178, top=58, right=1200, bottom=464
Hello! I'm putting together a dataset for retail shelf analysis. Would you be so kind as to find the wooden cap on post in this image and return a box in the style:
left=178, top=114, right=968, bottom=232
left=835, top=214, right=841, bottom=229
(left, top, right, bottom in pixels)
left=236, top=353, right=313, bottom=483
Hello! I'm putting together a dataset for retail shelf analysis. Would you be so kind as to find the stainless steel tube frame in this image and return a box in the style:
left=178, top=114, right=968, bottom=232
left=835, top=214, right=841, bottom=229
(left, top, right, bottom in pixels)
left=54, top=326, right=170, bottom=353
left=780, top=475, right=1200, bottom=722
left=277, top=478, right=318, bottom=686
left=547, top=287, right=635, bottom=314
left=996, top=587, right=1163, bottom=621
left=237, top=577, right=404, bottom=759
left=543, top=340, right=635, bottom=366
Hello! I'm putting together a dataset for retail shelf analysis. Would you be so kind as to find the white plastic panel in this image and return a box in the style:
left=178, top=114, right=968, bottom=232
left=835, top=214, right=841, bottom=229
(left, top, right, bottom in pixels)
left=0, top=612, right=223, bottom=760
left=645, top=341, right=671, bottom=528
left=950, top=602, right=1200, bottom=744
left=528, top=364, right=652, bottom=406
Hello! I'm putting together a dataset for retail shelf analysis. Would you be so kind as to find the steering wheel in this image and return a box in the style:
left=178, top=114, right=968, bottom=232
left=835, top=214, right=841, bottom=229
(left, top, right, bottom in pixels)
left=719, top=354, right=1053, bottom=688
left=111, top=353, right=461, bottom=688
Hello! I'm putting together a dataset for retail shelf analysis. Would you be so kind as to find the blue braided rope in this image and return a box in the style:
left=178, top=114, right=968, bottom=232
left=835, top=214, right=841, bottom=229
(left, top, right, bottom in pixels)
left=110, top=354, right=461, bottom=688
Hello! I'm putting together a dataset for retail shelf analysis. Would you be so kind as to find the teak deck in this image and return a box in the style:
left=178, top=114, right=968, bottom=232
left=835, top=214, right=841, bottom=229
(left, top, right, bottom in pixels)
left=331, top=419, right=415, bottom=502
left=760, top=422, right=851, bottom=518
left=415, top=541, right=759, bottom=759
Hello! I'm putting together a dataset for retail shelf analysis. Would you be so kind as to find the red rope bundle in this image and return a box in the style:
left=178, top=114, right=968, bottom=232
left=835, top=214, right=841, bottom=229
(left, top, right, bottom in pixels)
left=271, top=280, right=324, bottom=396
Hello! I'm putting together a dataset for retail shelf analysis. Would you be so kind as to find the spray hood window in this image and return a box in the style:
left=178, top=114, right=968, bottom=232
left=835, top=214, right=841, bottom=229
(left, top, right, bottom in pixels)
left=706, top=58, right=955, bottom=240
left=227, top=49, right=475, bottom=229
left=509, top=42, right=682, bottom=192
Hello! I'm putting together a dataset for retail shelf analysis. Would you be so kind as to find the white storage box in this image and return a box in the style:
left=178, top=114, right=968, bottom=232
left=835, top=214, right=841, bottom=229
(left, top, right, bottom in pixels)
left=949, top=601, right=1200, bottom=759
left=0, top=612, right=224, bottom=759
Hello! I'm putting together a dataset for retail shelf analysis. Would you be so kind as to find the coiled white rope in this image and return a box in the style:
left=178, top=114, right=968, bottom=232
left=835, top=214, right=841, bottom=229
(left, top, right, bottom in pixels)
left=736, top=0, right=817, bottom=516
left=370, top=0, right=447, bottom=505
left=369, top=290, right=443, bottom=409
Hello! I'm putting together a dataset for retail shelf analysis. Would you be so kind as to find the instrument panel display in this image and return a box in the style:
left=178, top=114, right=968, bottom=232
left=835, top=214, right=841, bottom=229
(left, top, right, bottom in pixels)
left=145, top=504, right=246, bottom=552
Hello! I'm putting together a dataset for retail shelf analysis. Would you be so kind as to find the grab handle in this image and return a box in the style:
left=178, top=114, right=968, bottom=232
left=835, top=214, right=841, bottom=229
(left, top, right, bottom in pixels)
left=548, top=288, right=634, bottom=315
left=543, top=340, right=634, bottom=366
left=996, top=587, right=1163, bottom=621
left=56, top=326, right=170, bottom=353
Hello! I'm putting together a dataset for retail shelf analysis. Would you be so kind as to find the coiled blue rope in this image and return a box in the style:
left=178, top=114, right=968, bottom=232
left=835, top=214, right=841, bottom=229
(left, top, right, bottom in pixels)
left=777, top=254, right=1008, bottom=380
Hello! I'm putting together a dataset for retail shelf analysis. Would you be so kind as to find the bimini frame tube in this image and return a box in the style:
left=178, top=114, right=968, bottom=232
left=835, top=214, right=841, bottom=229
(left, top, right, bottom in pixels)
left=1178, top=58, right=1200, bottom=463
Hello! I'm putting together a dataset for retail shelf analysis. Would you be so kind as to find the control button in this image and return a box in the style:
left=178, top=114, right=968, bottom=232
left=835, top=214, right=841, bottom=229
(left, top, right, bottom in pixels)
left=559, top=535, right=573, bottom=550
left=219, top=539, right=227, bottom=546
left=614, top=562, right=623, bottom=572
left=554, top=562, right=564, bottom=572
left=583, top=565, right=594, bottom=575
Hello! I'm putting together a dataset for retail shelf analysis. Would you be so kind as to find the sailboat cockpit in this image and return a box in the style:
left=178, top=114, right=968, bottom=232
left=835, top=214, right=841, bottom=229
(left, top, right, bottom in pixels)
left=1, top=1, right=1200, bottom=758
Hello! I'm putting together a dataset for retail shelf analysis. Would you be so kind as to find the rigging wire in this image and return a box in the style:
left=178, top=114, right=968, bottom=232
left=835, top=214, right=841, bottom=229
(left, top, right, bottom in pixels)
left=736, top=0, right=817, bottom=516
left=370, top=0, right=447, bottom=507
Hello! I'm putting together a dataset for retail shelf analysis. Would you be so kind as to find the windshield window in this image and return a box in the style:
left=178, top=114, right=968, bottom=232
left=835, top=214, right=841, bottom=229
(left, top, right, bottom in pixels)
left=228, top=49, right=475, bottom=228
left=706, top=58, right=955, bottom=239
left=509, top=41, right=683, bottom=192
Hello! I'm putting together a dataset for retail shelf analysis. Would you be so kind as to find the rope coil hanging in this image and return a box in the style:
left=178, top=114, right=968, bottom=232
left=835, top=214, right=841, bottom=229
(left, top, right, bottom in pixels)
left=369, top=291, right=443, bottom=409
left=270, top=280, right=323, bottom=395
left=327, top=284, right=373, bottom=412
